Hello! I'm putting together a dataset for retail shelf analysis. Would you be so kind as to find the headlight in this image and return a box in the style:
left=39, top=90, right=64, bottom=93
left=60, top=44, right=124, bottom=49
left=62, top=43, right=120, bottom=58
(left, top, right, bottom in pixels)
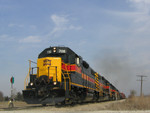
left=53, top=47, right=56, bottom=53
left=53, top=50, right=56, bottom=53
left=53, top=82, right=57, bottom=85
left=30, top=82, right=33, bottom=86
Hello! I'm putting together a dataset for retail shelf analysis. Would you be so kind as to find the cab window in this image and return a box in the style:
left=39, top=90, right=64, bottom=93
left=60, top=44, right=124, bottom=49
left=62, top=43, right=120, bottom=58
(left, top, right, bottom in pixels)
left=76, top=57, right=80, bottom=66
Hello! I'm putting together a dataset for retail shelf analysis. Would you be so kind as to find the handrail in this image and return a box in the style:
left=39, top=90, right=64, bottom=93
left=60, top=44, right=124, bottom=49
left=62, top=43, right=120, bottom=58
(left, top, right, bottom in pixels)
left=66, top=64, right=71, bottom=90
left=48, top=66, right=57, bottom=82
left=24, top=60, right=37, bottom=90
left=24, top=60, right=31, bottom=90
left=62, top=63, right=71, bottom=90
left=61, top=71, right=66, bottom=90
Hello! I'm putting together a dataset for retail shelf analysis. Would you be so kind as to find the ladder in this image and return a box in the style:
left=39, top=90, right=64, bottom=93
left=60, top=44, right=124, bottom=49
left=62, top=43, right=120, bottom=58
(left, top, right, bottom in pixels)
left=62, top=63, right=71, bottom=98
left=95, top=73, right=100, bottom=91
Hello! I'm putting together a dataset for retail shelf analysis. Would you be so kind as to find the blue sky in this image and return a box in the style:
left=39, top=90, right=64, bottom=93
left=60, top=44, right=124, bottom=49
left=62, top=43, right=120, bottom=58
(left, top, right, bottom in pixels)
left=0, top=0, right=150, bottom=97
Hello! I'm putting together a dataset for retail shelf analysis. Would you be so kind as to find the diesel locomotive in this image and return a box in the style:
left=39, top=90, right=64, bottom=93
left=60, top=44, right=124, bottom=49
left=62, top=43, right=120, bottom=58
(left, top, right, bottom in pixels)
left=23, top=46, right=125, bottom=105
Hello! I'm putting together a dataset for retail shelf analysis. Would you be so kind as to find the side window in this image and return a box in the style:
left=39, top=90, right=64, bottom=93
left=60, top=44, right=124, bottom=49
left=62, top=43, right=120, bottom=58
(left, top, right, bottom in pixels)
left=76, top=57, right=80, bottom=66
left=82, top=60, right=89, bottom=69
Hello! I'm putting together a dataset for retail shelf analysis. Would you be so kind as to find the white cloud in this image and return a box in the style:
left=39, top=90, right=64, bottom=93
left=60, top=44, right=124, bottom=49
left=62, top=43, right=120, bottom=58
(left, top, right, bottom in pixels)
left=126, top=0, right=150, bottom=35
left=69, top=25, right=82, bottom=30
left=29, top=25, right=37, bottom=30
left=0, top=34, right=14, bottom=42
left=105, top=0, right=150, bottom=35
left=128, top=0, right=150, bottom=11
left=106, top=0, right=150, bottom=23
left=51, top=14, right=69, bottom=27
left=19, top=36, right=41, bottom=43
left=8, top=23, right=24, bottom=28
left=105, top=9, right=142, bottom=19
left=127, top=0, right=150, bottom=21
left=49, top=14, right=82, bottom=37
left=0, top=34, right=8, bottom=39
left=8, top=23, right=37, bottom=30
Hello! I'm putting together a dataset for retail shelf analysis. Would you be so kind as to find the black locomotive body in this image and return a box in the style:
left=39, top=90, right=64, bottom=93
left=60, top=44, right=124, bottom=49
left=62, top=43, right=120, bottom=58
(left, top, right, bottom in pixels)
left=23, top=46, right=125, bottom=105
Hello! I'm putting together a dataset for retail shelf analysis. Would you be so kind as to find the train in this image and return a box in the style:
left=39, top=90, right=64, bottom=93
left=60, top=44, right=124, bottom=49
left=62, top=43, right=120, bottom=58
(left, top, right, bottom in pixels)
left=22, top=46, right=125, bottom=105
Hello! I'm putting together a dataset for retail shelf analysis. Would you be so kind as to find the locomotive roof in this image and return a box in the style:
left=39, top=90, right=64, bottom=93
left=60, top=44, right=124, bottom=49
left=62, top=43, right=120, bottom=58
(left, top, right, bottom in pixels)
left=38, top=46, right=79, bottom=58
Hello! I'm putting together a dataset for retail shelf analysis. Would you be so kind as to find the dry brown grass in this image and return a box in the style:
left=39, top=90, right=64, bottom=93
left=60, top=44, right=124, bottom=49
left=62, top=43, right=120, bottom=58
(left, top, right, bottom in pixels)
left=1, top=97, right=150, bottom=111
left=0, top=101, right=39, bottom=110
left=108, top=96, right=150, bottom=110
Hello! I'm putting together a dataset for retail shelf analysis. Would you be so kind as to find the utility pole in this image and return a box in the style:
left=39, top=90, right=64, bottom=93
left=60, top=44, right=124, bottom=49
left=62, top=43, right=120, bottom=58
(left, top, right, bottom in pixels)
left=137, top=75, right=147, bottom=97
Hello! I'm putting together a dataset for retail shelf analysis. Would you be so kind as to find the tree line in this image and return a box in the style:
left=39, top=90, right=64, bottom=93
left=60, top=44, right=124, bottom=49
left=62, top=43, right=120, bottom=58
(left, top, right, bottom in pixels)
left=0, top=91, right=23, bottom=101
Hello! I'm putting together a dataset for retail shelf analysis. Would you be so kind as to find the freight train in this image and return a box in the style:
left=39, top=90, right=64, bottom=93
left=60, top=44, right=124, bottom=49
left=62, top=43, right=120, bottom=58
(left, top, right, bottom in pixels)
left=23, top=46, right=125, bottom=105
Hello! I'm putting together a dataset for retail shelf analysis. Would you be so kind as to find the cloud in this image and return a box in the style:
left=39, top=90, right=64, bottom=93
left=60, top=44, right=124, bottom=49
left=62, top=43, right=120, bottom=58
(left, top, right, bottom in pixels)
left=105, top=0, right=150, bottom=22
left=128, top=0, right=150, bottom=11
left=127, top=0, right=150, bottom=21
left=19, top=36, right=41, bottom=43
left=0, top=34, right=8, bottom=39
left=68, top=25, right=82, bottom=30
left=126, top=0, right=150, bottom=35
left=29, top=25, right=37, bottom=30
left=49, top=14, right=82, bottom=37
left=8, top=23, right=37, bottom=30
left=17, top=14, right=82, bottom=44
left=0, top=34, right=14, bottom=42
left=51, top=14, right=69, bottom=27
left=105, top=0, right=150, bottom=35
left=8, top=23, right=24, bottom=28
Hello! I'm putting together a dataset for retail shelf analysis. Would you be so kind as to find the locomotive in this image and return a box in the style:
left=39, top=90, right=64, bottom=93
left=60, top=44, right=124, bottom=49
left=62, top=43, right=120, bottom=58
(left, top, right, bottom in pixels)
left=23, top=46, right=125, bottom=105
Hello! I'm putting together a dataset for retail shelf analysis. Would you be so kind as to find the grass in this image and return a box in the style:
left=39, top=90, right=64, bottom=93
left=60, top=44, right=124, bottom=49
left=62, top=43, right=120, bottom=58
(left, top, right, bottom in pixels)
left=108, top=96, right=150, bottom=110
left=1, top=96, right=150, bottom=111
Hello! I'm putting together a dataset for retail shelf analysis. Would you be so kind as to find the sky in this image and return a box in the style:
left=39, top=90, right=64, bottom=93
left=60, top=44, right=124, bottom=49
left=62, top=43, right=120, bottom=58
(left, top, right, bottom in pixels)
left=0, top=0, right=150, bottom=97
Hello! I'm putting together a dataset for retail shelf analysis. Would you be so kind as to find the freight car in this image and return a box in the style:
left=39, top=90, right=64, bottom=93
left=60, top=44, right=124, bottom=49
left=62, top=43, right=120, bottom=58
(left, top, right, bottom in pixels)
left=23, top=46, right=125, bottom=105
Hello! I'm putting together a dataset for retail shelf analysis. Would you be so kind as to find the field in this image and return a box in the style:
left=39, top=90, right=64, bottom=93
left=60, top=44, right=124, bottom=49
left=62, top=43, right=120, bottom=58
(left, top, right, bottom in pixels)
left=0, top=96, right=150, bottom=113
left=108, top=96, right=150, bottom=110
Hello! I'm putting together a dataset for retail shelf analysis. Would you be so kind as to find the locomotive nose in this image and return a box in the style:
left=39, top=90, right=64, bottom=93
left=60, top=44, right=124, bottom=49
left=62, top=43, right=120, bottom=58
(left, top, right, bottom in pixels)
left=37, top=57, right=62, bottom=83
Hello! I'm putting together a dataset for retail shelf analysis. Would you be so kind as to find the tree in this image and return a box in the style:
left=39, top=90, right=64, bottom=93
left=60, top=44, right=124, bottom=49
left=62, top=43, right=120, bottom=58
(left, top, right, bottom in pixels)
left=4, top=96, right=9, bottom=101
left=129, top=90, right=136, bottom=98
left=15, top=92, right=23, bottom=101
left=0, top=91, right=4, bottom=101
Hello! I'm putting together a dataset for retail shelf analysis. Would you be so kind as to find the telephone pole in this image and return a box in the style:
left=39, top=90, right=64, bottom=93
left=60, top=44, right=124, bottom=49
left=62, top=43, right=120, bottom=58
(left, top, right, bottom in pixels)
left=137, top=75, right=147, bottom=97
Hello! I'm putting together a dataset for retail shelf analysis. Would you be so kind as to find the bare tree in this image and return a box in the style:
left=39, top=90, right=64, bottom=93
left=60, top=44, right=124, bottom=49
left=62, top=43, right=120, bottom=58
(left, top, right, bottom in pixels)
left=129, top=90, right=136, bottom=98
left=0, top=91, right=4, bottom=101
left=15, top=92, right=23, bottom=101
left=4, top=96, right=9, bottom=101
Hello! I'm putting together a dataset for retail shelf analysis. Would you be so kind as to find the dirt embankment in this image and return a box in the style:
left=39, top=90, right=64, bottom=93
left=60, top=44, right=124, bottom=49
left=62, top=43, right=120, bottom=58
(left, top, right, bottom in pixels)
left=0, top=96, right=150, bottom=113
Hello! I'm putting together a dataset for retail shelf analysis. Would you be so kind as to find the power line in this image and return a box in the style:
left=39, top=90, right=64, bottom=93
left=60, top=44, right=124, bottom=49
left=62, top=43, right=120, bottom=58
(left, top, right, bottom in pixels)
left=137, top=75, right=147, bottom=96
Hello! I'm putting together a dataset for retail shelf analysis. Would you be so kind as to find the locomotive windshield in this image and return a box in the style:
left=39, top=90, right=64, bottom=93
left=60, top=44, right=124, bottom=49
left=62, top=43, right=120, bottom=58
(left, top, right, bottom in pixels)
left=46, top=54, right=68, bottom=63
